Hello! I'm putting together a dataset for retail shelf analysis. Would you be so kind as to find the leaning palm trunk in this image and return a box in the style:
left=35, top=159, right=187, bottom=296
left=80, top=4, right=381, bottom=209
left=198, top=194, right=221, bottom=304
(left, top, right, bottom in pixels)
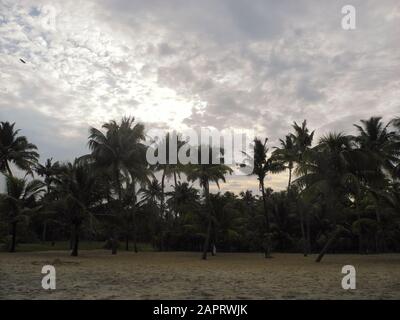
left=260, top=181, right=272, bottom=258
left=315, top=227, right=344, bottom=262
left=5, top=161, right=13, bottom=177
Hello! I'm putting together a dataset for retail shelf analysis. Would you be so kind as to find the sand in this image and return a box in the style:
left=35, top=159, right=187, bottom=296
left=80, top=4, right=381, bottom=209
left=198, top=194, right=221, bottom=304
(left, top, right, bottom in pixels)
left=1, top=251, right=400, bottom=299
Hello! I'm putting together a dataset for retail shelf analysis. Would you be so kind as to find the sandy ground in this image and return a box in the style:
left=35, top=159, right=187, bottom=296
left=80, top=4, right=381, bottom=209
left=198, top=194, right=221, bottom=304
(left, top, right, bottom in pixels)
left=1, top=251, right=400, bottom=299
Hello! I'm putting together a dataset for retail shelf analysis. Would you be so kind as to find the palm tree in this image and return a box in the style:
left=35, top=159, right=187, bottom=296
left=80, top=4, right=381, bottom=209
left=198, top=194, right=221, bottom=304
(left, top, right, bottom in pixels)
left=273, top=135, right=296, bottom=190
left=295, top=133, right=359, bottom=262
left=242, top=138, right=285, bottom=258
left=137, top=178, right=167, bottom=251
left=35, top=158, right=60, bottom=241
left=291, top=120, right=315, bottom=256
left=391, top=117, right=400, bottom=179
left=88, top=117, right=148, bottom=254
left=354, top=117, right=399, bottom=180
left=166, top=182, right=200, bottom=216
left=151, top=132, right=186, bottom=250
left=120, top=180, right=143, bottom=252
left=186, top=146, right=232, bottom=260
left=354, top=117, right=400, bottom=251
left=0, top=175, right=44, bottom=252
left=55, top=159, right=99, bottom=256
left=35, top=158, right=60, bottom=192
left=0, top=121, right=39, bottom=176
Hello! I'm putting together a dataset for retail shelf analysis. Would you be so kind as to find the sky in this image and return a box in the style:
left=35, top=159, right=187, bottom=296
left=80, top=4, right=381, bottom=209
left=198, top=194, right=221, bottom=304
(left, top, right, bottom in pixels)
left=0, top=0, right=399, bottom=194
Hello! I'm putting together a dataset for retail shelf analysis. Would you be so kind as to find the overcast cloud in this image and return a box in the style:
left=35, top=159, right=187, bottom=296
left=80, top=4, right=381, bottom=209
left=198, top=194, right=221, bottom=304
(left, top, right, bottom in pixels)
left=1, top=0, right=399, bottom=193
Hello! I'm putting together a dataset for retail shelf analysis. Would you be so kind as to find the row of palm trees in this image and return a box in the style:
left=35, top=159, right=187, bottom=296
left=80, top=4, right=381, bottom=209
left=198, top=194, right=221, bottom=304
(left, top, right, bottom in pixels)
left=0, top=116, right=399, bottom=262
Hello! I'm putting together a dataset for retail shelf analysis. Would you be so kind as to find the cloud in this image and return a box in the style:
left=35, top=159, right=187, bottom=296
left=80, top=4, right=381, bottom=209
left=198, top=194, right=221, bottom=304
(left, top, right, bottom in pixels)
left=1, top=0, right=399, bottom=193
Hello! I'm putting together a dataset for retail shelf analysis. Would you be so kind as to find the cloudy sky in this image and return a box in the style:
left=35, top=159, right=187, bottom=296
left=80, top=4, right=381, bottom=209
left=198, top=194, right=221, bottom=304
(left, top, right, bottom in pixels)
left=1, top=0, right=399, bottom=193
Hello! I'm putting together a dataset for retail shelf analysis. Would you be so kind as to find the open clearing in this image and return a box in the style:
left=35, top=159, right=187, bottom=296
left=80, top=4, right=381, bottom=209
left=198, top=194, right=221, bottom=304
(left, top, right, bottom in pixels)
left=1, top=251, right=400, bottom=299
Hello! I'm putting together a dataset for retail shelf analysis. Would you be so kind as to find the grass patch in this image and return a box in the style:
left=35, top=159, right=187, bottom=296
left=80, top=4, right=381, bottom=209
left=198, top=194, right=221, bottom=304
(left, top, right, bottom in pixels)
left=1, top=241, right=155, bottom=252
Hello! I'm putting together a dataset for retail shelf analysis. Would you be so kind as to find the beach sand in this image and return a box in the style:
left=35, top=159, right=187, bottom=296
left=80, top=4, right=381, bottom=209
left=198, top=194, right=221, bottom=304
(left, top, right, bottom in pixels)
left=1, top=251, right=400, bottom=299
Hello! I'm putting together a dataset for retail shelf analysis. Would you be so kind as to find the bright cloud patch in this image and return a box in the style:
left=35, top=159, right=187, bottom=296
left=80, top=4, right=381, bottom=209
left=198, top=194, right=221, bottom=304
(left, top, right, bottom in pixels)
left=1, top=0, right=399, bottom=192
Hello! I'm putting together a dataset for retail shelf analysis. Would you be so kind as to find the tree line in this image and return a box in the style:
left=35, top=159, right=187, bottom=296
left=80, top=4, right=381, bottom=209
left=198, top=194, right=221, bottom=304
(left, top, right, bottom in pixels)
left=0, top=116, right=399, bottom=262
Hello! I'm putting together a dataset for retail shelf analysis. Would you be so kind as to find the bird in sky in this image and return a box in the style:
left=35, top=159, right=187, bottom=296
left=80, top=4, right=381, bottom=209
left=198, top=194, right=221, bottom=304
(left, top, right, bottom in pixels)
left=19, top=58, right=26, bottom=64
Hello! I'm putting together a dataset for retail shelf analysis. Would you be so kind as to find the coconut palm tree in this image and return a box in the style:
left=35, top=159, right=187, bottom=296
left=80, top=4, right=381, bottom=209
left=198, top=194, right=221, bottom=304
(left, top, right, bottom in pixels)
left=35, top=158, right=60, bottom=241
left=88, top=117, right=147, bottom=198
left=35, top=158, right=60, bottom=192
left=295, top=133, right=360, bottom=262
left=166, top=181, right=200, bottom=216
left=273, top=135, right=296, bottom=190
left=120, top=180, right=142, bottom=252
left=0, top=175, right=44, bottom=252
left=186, top=146, right=232, bottom=260
left=354, top=117, right=400, bottom=251
left=88, top=117, right=148, bottom=254
left=151, top=132, right=186, bottom=249
left=242, top=138, right=285, bottom=258
left=55, top=159, right=100, bottom=256
left=391, top=117, right=400, bottom=179
left=291, top=120, right=315, bottom=256
left=0, top=121, right=39, bottom=176
left=354, top=117, right=399, bottom=181
left=139, top=178, right=163, bottom=207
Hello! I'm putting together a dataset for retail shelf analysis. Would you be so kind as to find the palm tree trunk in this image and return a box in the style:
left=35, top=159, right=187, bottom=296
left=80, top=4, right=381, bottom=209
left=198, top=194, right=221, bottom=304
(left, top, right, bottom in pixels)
left=305, top=211, right=311, bottom=254
left=133, top=210, right=138, bottom=253
left=112, top=167, right=122, bottom=255
left=42, top=221, right=47, bottom=242
left=9, top=222, right=17, bottom=253
left=161, top=171, right=168, bottom=251
left=202, top=181, right=212, bottom=260
left=210, top=220, right=217, bottom=256
left=202, top=215, right=212, bottom=260
left=69, top=230, right=74, bottom=250
left=375, top=210, right=382, bottom=253
left=131, top=180, right=138, bottom=253
left=356, top=209, right=364, bottom=254
left=71, top=224, right=79, bottom=257
left=111, top=236, right=117, bottom=255
left=173, top=171, right=178, bottom=188
left=260, top=180, right=272, bottom=258
left=315, top=227, right=343, bottom=262
left=125, top=235, right=129, bottom=251
left=288, top=166, right=292, bottom=190
left=5, top=161, right=13, bottom=176
left=299, top=209, right=308, bottom=256
left=133, top=233, right=138, bottom=253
